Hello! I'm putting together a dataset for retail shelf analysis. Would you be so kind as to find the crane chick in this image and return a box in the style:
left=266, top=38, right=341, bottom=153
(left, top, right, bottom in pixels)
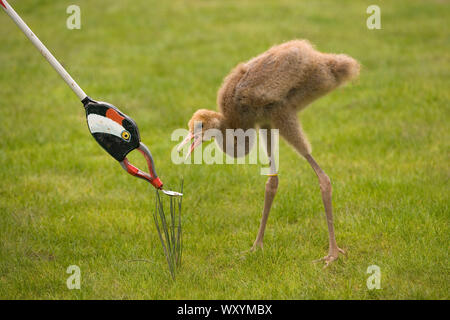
left=178, top=40, right=360, bottom=267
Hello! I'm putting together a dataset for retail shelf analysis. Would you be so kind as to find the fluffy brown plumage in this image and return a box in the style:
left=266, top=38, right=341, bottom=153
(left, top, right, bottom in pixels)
left=182, top=40, right=360, bottom=266
left=188, top=40, right=359, bottom=153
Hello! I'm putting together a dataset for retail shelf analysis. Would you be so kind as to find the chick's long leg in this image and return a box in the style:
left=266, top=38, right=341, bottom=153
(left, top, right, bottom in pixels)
left=305, top=154, right=345, bottom=267
left=251, top=125, right=279, bottom=251
left=272, top=110, right=344, bottom=267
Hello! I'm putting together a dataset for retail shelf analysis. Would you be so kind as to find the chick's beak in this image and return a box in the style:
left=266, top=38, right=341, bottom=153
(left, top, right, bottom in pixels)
left=177, top=132, right=202, bottom=160
left=176, top=132, right=194, bottom=153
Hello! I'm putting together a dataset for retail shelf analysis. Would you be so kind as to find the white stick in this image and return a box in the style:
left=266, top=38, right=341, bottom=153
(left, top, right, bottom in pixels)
left=1, top=0, right=87, bottom=101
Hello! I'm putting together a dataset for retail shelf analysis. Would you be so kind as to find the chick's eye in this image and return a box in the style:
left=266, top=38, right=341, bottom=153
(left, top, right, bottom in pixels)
left=121, top=130, right=130, bottom=141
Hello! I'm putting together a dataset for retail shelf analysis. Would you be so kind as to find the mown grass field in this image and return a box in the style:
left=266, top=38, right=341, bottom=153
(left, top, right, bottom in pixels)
left=0, top=0, right=448, bottom=299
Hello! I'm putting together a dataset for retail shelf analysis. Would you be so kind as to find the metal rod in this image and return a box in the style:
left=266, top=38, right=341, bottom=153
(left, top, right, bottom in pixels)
left=1, top=0, right=87, bottom=101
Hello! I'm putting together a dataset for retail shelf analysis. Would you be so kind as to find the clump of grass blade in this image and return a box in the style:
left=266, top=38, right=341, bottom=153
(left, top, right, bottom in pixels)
left=153, top=180, right=183, bottom=280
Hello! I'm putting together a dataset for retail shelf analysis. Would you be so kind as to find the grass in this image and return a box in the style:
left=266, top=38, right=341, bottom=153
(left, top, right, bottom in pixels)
left=153, top=183, right=183, bottom=280
left=0, top=0, right=448, bottom=299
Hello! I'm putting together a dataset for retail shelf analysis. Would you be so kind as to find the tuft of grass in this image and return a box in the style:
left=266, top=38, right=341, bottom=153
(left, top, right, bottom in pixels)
left=153, top=181, right=183, bottom=280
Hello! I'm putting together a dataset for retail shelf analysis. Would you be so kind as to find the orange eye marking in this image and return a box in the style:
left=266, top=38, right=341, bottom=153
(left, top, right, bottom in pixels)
left=106, top=108, right=125, bottom=125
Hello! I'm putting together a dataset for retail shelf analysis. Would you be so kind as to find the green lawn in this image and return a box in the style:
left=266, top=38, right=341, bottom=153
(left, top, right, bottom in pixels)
left=0, top=0, right=448, bottom=299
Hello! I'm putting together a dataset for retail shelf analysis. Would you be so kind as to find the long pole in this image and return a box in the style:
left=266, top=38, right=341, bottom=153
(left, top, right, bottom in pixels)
left=1, top=0, right=87, bottom=101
